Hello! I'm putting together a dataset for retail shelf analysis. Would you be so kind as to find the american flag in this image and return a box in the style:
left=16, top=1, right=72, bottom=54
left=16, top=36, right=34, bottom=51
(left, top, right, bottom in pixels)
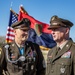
left=6, top=9, right=18, bottom=43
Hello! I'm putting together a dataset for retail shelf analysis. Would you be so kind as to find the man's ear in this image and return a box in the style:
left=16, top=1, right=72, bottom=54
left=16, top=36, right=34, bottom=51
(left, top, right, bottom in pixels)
left=13, top=29, right=16, bottom=35
left=65, top=28, right=70, bottom=34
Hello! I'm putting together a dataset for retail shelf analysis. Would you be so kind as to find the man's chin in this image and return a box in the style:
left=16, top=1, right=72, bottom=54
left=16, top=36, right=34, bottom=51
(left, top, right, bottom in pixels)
left=53, top=38, right=56, bottom=41
left=22, top=38, right=27, bottom=42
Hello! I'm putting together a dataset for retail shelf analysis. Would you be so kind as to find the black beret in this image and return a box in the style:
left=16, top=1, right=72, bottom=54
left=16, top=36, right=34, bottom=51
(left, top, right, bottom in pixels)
left=48, top=15, right=73, bottom=29
left=11, top=18, right=31, bottom=30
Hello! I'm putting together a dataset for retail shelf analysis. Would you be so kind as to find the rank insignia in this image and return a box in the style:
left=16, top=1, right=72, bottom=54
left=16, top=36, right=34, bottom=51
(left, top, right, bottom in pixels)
left=61, top=51, right=71, bottom=58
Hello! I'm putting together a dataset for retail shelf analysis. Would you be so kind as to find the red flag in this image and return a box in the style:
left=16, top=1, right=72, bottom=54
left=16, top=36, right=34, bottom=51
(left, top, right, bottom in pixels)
left=18, top=6, right=52, bottom=34
left=18, top=6, right=56, bottom=49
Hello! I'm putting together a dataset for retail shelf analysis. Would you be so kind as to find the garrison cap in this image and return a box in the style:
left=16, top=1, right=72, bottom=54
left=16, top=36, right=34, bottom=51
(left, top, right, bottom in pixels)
left=11, top=18, right=31, bottom=30
left=48, top=15, right=73, bottom=29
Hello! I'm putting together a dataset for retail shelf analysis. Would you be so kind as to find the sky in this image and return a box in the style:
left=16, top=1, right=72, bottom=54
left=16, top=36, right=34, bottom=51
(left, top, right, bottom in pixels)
left=0, top=0, right=75, bottom=41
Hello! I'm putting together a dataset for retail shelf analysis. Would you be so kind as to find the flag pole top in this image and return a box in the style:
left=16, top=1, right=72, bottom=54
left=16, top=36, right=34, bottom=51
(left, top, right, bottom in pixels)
left=10, top=2, right=13, bottom=10
left=20, top=4, right=23, bottom=7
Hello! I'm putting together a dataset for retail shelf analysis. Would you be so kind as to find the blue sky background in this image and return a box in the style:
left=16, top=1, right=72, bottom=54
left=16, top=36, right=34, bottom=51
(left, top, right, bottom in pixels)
left=0, top=0, right=75, bottom=41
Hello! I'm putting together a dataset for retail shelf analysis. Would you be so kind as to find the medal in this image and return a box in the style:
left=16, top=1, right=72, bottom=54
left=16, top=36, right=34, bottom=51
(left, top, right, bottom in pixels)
left=19, top=56, right=25, bottom=61
left=60, top=68, right=65, bottom=73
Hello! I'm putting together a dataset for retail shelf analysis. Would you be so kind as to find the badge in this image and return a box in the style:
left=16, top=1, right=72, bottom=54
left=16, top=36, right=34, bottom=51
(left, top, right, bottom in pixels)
left=11, top=54, right=16, bottom=59
left=12, top=44, right=15, bottom=46
left=48, top=53, right=53, bottom=58
left=31, top=65, right=34, bottom=70
left=60, top=68, right=65, bottom=73
left=19, top=56, right=25, bottom=61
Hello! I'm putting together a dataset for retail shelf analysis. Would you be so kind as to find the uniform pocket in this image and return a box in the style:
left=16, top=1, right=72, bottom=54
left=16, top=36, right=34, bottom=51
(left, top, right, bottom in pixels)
left=58, top=58, right=71, bottom=65
left=57, top=58, right=71, bottom=75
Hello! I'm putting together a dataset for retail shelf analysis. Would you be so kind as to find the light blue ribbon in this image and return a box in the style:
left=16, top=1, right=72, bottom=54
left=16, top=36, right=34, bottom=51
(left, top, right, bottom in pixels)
left=19, top=47, right=24, bottom=55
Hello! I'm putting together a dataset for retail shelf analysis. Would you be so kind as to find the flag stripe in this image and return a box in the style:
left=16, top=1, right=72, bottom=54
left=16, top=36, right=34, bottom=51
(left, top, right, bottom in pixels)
left=6, top=9, right=18, bottom=43
left=6, top=36, right=14, bottom=40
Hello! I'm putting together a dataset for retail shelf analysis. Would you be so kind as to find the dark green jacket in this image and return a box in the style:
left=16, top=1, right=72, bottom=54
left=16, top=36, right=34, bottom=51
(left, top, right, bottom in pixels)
left=3, top=41, right=45, bottom=75
left=46, top=39, right=75, bottom=75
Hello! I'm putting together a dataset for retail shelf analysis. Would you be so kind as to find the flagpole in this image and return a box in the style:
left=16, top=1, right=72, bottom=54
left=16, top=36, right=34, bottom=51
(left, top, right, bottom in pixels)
left=10, top=2, right=13, bottom=10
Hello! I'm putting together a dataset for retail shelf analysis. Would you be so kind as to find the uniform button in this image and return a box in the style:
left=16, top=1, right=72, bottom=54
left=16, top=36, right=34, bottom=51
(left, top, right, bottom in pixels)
left=52, top=63, right=55, bottom=65
left=51, top=70, right=54, bottom=73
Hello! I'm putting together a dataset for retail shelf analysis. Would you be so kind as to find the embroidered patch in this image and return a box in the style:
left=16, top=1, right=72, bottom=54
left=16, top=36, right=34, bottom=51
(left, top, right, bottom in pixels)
left=61, top=51, right=71, bottom=58
left=48, top=55, right=52, bottom=58
left=48, top=53, right=53, bottom=58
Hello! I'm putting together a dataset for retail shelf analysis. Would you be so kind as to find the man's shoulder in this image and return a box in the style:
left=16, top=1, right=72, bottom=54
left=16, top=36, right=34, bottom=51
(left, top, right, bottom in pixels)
left=71, top=42, right=75, bottom=47
left=26, top=41, right=41, bottom=52
left=26, top=41, right=39, bottom=46
left=66, top=39, right=75, bottom=48
left=0, top=42, right=8, bottom=48
left=72, top=42, right=75, bottom=45
left=2, top=41, right=15, bottom=49
left=48, top=46, right=56, bottom=54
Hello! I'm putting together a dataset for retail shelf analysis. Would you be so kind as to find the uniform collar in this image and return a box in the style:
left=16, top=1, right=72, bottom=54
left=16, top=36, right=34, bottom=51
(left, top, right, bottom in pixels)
left=57, top=40, right=68, bottom=49
left=15, top=42, right=24, bottom=48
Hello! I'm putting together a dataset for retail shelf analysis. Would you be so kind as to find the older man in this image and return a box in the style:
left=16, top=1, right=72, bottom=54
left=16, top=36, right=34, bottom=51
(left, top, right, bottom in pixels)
left=46, top=15, right=75, bottom=75
left=3, top=18, right=45, bottom=75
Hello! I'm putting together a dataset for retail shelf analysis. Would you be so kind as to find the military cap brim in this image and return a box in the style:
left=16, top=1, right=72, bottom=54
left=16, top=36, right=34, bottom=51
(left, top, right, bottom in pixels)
left=11, top=18, right=31, bottom=30
left=48, top=25, right=61, bottom=29
left=48, top=15, right=73, bottom=29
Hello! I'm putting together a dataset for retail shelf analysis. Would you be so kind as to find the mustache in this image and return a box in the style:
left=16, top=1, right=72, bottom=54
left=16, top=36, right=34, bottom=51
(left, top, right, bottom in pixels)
left=22, top=34, right=28, bottom=36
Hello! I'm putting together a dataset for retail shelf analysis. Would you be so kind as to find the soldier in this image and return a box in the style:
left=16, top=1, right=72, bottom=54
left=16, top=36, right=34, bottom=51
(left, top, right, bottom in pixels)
left=3, top=18, right=46, bottom=75
left=46, top=15, right=75, bottom=75
left=0, top=44, right=7, bottom=75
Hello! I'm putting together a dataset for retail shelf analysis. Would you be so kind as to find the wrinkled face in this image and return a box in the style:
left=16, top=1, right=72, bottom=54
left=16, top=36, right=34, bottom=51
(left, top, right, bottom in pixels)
left=51, top=27, right=69, bottom=42
left=14, top=28, right=29, bottom=44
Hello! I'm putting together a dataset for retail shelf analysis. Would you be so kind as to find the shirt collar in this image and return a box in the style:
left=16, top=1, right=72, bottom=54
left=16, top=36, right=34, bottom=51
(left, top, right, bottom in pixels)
left=57, top=40, right=68, bottom=49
